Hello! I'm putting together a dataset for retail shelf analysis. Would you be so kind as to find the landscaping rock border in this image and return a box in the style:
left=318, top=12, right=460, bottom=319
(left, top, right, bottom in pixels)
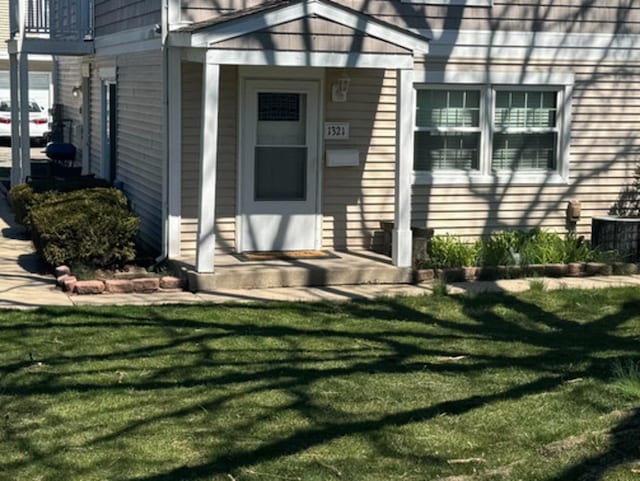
left=415, top=262, right=639, bottom=284
left=55, top=265, right=184, bottom=295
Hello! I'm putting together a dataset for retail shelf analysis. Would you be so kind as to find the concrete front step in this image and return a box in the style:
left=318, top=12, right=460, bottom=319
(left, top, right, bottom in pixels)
left=186, top=264, right=414, bottom=292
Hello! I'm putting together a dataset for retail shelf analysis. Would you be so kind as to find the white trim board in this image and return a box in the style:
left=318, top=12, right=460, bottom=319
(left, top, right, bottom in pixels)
left=207, top=50, right=414, bottom=69
left=425, top=29, right=640, bottom=62
left=0, top=52, right=53, bottom=62
left=416, top=70, right=575, bottom=86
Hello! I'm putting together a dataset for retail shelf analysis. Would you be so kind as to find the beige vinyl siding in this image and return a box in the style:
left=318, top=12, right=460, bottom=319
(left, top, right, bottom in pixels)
left=323, top=68, right=397, bottom=251
left=116, top=51, right=164, bottom=251
left=178, top=1, right=640, bottom=35
left=212, top=17, right=409, bottom=54
left=54, top=56, right=84, bottom=147
left=181, top=63, right=237, bottom=258
left=180, top=60, right=639, bottom=254
left=0, top=0, right=9, bottom=51
left=95, top=0, right=161, bottom=37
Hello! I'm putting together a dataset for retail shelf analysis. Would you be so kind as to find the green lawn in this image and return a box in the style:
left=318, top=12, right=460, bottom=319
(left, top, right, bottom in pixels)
left=1, top=287, right=639, bottom=481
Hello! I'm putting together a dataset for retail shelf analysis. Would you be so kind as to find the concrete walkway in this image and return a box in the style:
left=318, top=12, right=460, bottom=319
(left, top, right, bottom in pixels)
left=1, top=193, right=640, bottom=309
left=0, top=194, right=74, bottom=308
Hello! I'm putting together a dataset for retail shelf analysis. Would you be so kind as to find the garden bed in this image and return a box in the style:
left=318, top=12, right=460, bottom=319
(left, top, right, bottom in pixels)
left=414, top=261, right=638, bottom=284
left=416, top=228, right=634, bottom=284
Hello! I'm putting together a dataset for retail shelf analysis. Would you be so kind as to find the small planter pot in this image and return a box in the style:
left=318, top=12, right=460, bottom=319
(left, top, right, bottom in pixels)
left=544, top=264, right=569, bottom=278
left=612, top=262, right=638, bottom=275
left=585, top=262, right=613, bottom=276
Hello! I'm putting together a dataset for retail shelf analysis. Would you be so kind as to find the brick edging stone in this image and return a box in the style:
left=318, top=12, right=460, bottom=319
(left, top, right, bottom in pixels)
left=55, top=265, right=184, bottom=295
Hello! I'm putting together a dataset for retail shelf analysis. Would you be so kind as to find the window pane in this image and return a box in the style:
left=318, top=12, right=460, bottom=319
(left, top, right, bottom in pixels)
left=449, top=90, right=464, bottom=108
left=257, top=93, right=306, bottom=145
left=492, top=132, right=557, bottom=170
left=416, top=89, right=480, bottom=128
left=255, top=147, right=307, bottom=201
left=495, top=90, right=557, bottom=128
left=414, top=132, right=480, bottom=170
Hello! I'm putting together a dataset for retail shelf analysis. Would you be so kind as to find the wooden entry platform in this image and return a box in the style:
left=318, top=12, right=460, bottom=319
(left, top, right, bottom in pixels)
left=174, top=250, right=413, bottom=292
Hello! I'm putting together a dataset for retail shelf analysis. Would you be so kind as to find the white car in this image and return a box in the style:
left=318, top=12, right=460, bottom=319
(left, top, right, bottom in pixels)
left=0, top=99, right=49, bottom=145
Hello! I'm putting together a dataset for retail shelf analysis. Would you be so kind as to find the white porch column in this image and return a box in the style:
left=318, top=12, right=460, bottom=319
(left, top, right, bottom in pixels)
left=195, top=54, right=220, bottom=273
left=9, top=53, right=21, bottom=187
left=167, top=47, right=182, bottom=259
left=392, top=67, right=414, bottom=268
left=19, top=53, right=31, bottom=181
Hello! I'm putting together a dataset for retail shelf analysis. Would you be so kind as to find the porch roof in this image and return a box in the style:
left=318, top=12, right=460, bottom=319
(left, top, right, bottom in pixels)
left=170, top=0, right=431, bottom=60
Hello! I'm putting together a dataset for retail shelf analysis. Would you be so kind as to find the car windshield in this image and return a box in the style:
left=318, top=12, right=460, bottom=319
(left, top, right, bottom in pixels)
left=0, top=101, right=43, bottom=113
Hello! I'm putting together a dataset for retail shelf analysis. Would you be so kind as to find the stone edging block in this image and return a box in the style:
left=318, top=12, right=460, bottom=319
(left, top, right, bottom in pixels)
left=413, top=262, right=638, bottom=284
left=56, top=265, right=184, bottom=295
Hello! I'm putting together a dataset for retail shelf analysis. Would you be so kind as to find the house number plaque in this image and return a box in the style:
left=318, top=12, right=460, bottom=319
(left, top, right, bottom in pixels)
left=324, top=122, right=349, bottom=140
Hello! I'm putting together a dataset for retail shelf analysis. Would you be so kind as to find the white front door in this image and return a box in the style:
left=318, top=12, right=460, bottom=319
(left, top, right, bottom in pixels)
left=240, top=80, right=320, bottom=252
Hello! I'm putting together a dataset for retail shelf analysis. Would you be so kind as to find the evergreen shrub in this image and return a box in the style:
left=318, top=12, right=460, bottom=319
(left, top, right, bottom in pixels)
left=29, top=188, right=139, bottom=268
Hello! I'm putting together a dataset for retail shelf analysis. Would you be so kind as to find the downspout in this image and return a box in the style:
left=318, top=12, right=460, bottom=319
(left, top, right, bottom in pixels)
left=160, top=0, right=170, bottom=259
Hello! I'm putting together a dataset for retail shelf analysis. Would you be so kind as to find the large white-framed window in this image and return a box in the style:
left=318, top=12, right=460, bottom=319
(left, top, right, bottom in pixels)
left=413, top=71, right=573, bottom=185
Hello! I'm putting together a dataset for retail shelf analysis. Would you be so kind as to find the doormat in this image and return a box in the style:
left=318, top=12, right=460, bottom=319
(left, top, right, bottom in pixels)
left=238, top=250, right=338, bottom=261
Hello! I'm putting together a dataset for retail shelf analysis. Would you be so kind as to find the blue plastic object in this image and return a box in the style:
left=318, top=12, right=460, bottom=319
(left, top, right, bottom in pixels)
left=45, top=142, right=77, bottom=162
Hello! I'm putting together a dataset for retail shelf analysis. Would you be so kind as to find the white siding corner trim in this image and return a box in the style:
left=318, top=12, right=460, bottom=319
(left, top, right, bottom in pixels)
left=167, top=48, right=182, bottom=258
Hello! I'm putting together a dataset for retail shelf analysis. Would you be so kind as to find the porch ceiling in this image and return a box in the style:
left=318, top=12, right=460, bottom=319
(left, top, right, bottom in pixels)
left=169, top=0, right=430, bottom=60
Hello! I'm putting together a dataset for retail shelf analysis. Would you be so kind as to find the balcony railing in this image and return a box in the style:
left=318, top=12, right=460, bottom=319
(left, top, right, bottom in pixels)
left=10, top=0, right=94, bottom=42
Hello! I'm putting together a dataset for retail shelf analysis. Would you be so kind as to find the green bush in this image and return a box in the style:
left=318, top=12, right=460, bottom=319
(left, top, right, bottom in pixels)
left=29, top=188, right=139, bottom=268
left=562, top=233, right=597, bottom=263
left=9, top=183, right=36, bottom=225
left=478, top=230, right=527, bottom=266
left=428, top=229, right=601, bottom=270
left=426, top=235, right=479, bottom=269
left=10, top=176, right=111, bottom=227
left=519, top=229, right=566, bottom=265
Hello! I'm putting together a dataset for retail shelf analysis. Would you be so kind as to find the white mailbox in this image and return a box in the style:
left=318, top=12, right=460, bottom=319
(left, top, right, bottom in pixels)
left=326, top=149, right=360, bottom=167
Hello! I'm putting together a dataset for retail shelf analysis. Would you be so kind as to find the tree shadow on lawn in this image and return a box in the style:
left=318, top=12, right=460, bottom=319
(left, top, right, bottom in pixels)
left=0, top=291, right=639, bottom=481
